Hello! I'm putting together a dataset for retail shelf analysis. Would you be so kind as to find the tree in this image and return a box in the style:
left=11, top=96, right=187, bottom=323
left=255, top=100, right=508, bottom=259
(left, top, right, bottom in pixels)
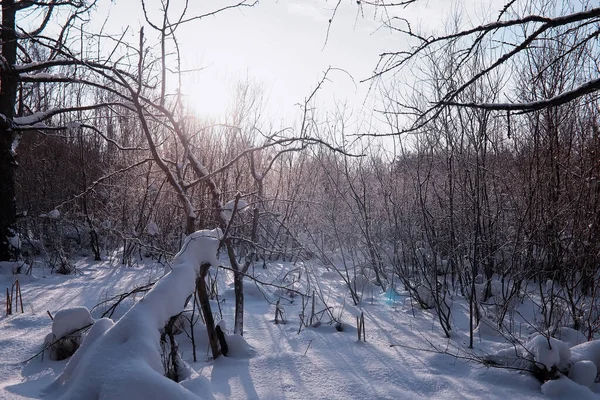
left=359, top=0, right=599, bottom=129
left=2, top=1, right=106, bottom=261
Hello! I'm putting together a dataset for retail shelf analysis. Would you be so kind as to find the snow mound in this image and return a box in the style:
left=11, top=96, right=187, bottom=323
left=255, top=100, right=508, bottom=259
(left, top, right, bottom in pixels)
left=147, top=221, right=159, bottom=236
left=44, top=307, right=95, bottom=361
left=48, top=209, right=61, bottom=219
left=415, top=285, right=435, bottom=308
left=52, top=307, right=95, bottom=339
left=0, top=261, right=21, bottom=276
left=222, top=198, right=248, bottom=221
left=44, top=229, right=221, bottom=400
left=223, top=198, right=248, bottom=212
left=476, top=316, right=503, bottom=338
left=555, top=327, right=587, bottom=348
left=524, top=334, right=570, bottom=371
left=225, top=333, right=255, bottom=358
left=569, top=360, right=597, bottom=387
left=570, top=339, right=600, bottom=368
left=541, top=375, right=597, bottom=399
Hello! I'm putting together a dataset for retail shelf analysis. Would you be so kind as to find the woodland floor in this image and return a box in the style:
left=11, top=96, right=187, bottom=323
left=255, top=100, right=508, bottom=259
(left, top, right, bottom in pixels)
left=0, top=257, right=556, bottom=399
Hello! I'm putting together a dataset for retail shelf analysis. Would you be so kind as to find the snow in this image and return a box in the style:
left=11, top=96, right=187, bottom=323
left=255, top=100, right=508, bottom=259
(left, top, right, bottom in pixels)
left=217, top=319, right=227, bottom=331
left=570, top=339, right=600, bottom=368
left=47, top=209, right=60, bottom=219
left=476, top=316, right=503, bottom=338
left=3, top=251, right=599, bottom=399
left=19, top=72, right=68, bottom=80
left=555, top=327, right=587, bottom=348
left=415, top=284, right=435, bottom=308
left=51, top=307, right=94, bottom=340
left=223, top=333, right=254, bottom=358
left=541, top=375, right=598, bottom=399
left=42, top=229, right=220, bottom=399
left=147, top=221, right=159, bottom=236
left=13, top=109, right=57, bottom=126
left=14, top=61, right=42, bottom=71
left=66, top=122, right=81, bottom=130
left=222, top=198, right=249, bottom=221
left=524, top=334, right=571, bottom=371
left=223, top=198, right=248, bottom=212
left=11, top=133, right=20, bottom=156
left=0, top=261, right=21, bottom=275
left=569, top=360, right=597, bottom=387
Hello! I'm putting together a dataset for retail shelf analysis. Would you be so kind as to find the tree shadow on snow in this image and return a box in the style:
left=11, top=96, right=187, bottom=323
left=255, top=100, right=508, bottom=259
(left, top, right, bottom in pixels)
left=5, top=359, right=66, bottom=399
left=210, top=357, right=259, bottom=400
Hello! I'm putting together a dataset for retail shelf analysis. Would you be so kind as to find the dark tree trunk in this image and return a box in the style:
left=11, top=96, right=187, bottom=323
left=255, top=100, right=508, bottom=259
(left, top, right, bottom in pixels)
left=233, top=269, right=244, bottom=335
left=0, top=0, right=19, bottom=261
left=196, top=265, right=221, bottom=359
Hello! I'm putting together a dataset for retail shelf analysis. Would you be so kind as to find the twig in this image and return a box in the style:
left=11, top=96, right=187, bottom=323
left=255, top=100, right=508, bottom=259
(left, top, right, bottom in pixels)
left=304, top=339, right=313, bottom=356
left=24, top=323, right=94, bottom=363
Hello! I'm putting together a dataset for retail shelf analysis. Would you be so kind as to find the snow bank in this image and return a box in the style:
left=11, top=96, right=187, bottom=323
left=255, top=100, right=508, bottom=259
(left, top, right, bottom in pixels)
left=45, top=229, right=221, bottom=400
left=555, top=327, right=587, bottom=348
left=0, top=261, right=21, bottom=276
left=541, top=375, right=597, bottom=399
left=475, top=316, right=503, bottom=338
left=224, top=333, right=255, bottom=358
left=569, top=360, right=597, bottom=387
left=222, top=198, right=248, bottom=221
left=524, top=334, right=570, bottom=371
left=570, top=339, right=600, bottom=370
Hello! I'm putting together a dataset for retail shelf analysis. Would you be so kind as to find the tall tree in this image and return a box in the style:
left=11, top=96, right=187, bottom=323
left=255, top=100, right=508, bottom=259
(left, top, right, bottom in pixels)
left=1, top=1, right=98, bottom=260
left=0, top=0, right=20, bottom=260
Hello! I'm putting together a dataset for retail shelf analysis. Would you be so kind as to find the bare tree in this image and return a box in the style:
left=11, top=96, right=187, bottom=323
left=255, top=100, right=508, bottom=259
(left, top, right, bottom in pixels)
left=359, top=0, right=599, bottom=129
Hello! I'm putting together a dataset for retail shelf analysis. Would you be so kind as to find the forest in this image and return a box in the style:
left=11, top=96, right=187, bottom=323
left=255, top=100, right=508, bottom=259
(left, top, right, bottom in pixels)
left=1, top=1, right=600, bottom=399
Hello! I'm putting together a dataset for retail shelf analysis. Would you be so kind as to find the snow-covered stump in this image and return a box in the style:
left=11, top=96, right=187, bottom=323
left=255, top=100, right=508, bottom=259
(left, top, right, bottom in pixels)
left=44, top=307, right=94, bottom=361
left=524, top=334, right=571, bottom=382
left=45, top=229, right=221, bottom=400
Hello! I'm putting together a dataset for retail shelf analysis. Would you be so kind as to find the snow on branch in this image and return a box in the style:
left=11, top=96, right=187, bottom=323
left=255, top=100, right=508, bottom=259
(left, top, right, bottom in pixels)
left=12, top=102, right=134, bottom=127
left=44, top=229, right=221, bottom=400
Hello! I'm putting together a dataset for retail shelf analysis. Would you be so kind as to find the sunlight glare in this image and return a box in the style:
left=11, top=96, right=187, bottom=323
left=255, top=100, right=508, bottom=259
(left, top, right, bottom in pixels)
left=183, top=72, right=232, bottom=118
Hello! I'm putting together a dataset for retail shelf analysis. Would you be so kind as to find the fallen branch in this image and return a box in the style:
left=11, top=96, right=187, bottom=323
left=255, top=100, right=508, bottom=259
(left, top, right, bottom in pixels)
left=91, top=282, right=156, bottom=319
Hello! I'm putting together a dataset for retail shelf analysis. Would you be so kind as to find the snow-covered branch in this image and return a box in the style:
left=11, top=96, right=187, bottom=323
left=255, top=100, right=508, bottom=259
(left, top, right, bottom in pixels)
left=11, top=102, right=134, bottom=127
left=45, top=230, right=220, bottom=400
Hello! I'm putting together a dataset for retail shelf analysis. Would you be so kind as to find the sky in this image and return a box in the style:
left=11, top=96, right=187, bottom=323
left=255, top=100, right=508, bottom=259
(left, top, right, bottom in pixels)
left=35, top=0, right=507, bottom=131
left=88, top=0, right=496, bottom=127
left=90, top=0, right=404, bottom=126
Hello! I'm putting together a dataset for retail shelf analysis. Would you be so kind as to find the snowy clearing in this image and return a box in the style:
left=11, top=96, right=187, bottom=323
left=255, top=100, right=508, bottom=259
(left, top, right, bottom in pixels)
left=0, top=254, right=572, bottom=400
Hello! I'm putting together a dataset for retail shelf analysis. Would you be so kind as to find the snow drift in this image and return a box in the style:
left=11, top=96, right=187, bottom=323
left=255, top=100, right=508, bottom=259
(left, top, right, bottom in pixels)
left=44, top=229, right=220, bottom=400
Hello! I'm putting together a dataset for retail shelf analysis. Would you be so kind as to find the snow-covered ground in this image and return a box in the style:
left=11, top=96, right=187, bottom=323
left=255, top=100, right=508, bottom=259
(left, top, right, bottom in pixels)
left=0, top=250, right=595, bottom=399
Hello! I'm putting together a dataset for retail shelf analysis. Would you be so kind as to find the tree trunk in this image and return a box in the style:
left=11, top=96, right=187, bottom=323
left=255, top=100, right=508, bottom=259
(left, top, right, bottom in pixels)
left=0, top=0, right=19, bottom=261
left=196, top=265, right=221, bottom=359
left=233, top=269, right=244, bottom=335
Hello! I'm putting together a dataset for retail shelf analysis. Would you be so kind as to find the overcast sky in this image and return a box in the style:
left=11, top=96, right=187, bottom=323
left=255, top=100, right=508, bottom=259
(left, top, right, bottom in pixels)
left=89, top=0, right=504, bottom=128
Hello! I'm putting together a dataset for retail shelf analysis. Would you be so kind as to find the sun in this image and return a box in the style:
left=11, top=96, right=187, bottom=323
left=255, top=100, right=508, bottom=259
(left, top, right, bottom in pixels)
left=181, top=71, right=232, bottom=119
